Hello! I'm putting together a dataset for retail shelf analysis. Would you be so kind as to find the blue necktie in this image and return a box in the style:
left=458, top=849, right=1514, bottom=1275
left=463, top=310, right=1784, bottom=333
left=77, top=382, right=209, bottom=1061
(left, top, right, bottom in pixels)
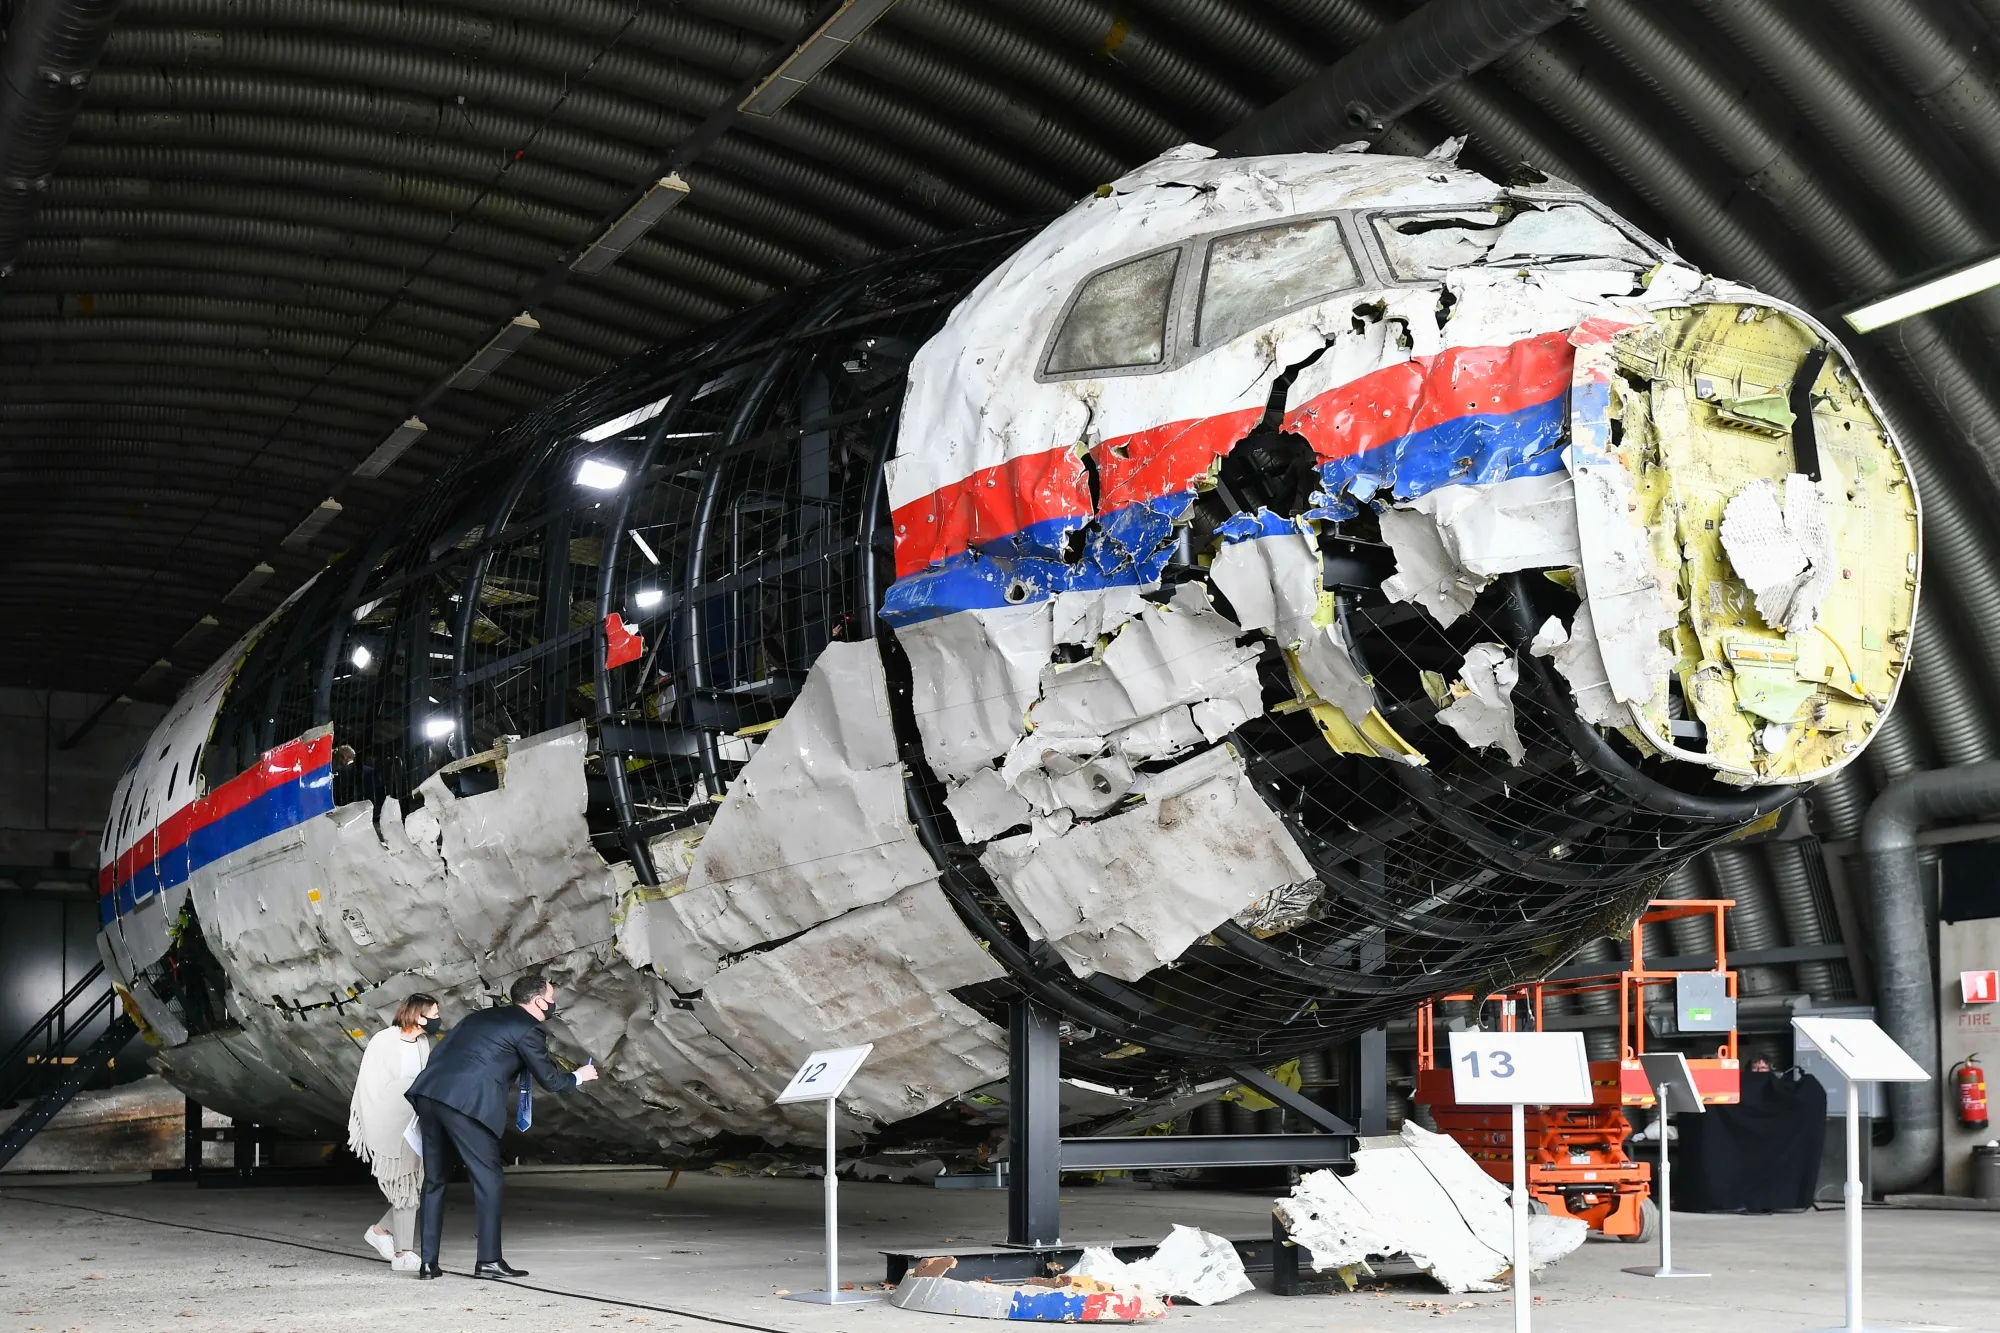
left=515, top=1074, right=532, bottom=1131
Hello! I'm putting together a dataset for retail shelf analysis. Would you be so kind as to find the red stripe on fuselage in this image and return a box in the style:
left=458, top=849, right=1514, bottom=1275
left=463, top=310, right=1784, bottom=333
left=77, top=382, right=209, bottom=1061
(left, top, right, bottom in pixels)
left=1282, top=330, right=1575, bottom=459
left=888, top=330, right=1578, bottom=578
left=99, top=731, right=334, bottom=899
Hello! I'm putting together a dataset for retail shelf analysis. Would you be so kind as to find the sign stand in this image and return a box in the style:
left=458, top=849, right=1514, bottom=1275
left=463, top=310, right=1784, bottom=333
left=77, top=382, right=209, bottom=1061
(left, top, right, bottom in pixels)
left=1622, top=1050, right=1707, bottom=1278
left=1448, top=1027, right=1594, bottom=1333
left=1791, top=1017, right=1930, bottom=1333
left=775, top=1044, right=881, bottom=1307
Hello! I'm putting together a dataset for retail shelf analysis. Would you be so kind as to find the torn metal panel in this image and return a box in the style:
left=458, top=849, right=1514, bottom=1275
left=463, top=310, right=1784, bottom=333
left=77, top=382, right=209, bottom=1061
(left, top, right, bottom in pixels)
left=1274, top=1123, right=1587, bottom=1293
left=1435, top=643, right=1525, bottom=766
left=895, top=602, right=1053, bottom=780
left=691, top=882, right=1008, bottom=1129
left=1379, top=504, right=1487, bottom=628
left=1566, top=332, right=1680, bottom=714
left=1027, top=582, right=1265, bottom=742
left=1069, top=1226, right=1254, bottom=1306
left=1530, top=611, right=1622, bottom=729
left=978, top=745, right=1315, bottom=981
left=1208, top=528, right=1376, bottom=727
left=944, top=766, right=1033, bottom=843
left=651, top=642, right=939, bottom=992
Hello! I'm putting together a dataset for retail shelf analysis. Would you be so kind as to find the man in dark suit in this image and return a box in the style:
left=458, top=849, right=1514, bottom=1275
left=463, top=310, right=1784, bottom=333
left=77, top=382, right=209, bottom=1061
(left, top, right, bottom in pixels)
left=405, top=974, right=598, bottom=1279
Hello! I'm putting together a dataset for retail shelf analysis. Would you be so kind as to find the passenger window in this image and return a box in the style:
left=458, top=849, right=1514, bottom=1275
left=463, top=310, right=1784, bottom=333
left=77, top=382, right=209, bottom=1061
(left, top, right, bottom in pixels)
left=1198, top=216, right=1358, bottom=346
left=1045, top=249, right=1179, bottom=374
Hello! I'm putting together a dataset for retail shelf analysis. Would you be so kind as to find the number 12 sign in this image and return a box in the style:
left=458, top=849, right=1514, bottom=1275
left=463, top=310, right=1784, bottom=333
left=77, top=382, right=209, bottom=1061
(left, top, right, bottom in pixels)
left=1447, top=1030, right=1593, bottom=1106
left=775, top=1044, right=874, bottom=1105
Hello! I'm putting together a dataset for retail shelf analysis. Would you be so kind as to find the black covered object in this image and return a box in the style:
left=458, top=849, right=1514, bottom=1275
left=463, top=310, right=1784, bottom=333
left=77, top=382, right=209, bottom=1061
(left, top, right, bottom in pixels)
left=1674, top=1069, right=1828, bottom=1212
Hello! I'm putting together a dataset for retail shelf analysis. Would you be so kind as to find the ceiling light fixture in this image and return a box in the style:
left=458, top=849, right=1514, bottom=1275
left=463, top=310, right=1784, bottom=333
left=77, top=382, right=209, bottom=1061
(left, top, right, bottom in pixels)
left=581, top=394, right=672, bottom=442
left=737, top=0, right=901, bottom=117
left=630, top=529, right=661, bottom=565
left=350, top=645, right=373, bottom=670
left=572, top=176, right=691, bottom=276
left=423, top=716, right=456, bottom=740
left=354, top=417, right=428, bottom=479
left=634, top=588, right=665, bottom=609
left=576, top=458, right=628, bottom=490
left=449, top=313, right=540, bottom=390
left=1843, top=251, right=2000, bottom=333
left=223, top=562, right=275, bottom=602
left=280, top=497, right=343, bottom=550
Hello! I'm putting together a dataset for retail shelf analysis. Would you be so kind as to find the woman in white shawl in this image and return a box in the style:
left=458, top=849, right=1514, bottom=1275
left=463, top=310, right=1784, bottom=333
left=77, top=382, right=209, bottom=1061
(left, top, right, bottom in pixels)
left=348, top=992, right=439, bottom=1271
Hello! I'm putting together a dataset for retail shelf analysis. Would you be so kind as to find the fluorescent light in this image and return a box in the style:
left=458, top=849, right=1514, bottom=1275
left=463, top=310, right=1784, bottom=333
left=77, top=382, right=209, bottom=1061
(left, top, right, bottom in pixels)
left=280, top=497, right=343, bottom=550
left=581, top=394, right=671, bottom=443
left=354, top=417, right=427, bottom=479
left=449, top=312, right=540, bottom=390
left=571, top=176, right=691, bottom=275
left=423, top=717, right=456, bottom=740
left=634, top=588, right=664, bottom=609
left=223, top=562, right=275, bottom=602
left=576, top=458, right=628, bottom=490
left=630, top=529, right=660, bottom=565
left=350, top=645, right=373, bottom=670
left=1844, top=252, right=2000, bottom=332
left=738, top=0, right=900, bottom=117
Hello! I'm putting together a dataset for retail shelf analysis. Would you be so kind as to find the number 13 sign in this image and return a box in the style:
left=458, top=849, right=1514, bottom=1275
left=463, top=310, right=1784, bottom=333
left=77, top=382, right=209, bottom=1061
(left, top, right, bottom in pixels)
left=1447, top=1030, right=1594, bottom=1106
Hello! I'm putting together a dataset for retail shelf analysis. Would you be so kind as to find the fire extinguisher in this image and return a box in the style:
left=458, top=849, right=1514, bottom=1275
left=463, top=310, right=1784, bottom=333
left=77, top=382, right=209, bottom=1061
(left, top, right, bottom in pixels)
left=1952, top=1057, right=1989, bottom=1130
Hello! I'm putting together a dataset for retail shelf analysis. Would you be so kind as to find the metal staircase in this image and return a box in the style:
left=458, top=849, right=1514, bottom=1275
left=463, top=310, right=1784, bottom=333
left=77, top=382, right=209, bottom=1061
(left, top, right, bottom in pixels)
left=0, top=963, right=139, bottom=1169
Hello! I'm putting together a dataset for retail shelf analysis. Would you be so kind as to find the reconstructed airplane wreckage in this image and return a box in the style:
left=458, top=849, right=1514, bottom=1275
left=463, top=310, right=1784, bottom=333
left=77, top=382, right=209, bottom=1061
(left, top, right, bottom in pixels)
left=95, top=145, right=1919, bottom=1155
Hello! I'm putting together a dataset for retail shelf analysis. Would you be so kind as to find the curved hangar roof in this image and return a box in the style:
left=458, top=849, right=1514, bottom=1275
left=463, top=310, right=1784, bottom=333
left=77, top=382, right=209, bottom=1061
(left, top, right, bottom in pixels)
left=5, top=0, right=2000, bottom=818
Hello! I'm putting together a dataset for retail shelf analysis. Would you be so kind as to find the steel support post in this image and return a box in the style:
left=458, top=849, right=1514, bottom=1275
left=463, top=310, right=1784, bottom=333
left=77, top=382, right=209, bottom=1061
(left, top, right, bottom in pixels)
left=1006, top=998, right=1061, bottom=1247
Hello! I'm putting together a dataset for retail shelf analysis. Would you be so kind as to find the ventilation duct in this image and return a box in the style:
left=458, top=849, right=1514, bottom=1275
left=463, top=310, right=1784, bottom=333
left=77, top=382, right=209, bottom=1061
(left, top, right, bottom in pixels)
left=0, top=0, right=128, bottom=274
left=1214, top=0, right=1583, bottom=156
left=1862, top=761, right=2000, bottom=1193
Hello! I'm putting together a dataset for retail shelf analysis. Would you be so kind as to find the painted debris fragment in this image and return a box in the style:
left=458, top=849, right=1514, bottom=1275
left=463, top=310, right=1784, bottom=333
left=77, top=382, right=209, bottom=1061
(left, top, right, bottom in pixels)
left=1273, top=1123, right=1587, bottom=1293
left=1068, top=1226, right=1255, bottom=1306
left=889, top=1257, right=1167, bottom=1323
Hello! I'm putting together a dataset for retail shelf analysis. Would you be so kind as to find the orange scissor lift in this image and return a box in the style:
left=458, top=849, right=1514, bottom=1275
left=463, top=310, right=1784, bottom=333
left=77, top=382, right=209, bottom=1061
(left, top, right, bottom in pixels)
left=1414, top=899, right=1743, bottom=1241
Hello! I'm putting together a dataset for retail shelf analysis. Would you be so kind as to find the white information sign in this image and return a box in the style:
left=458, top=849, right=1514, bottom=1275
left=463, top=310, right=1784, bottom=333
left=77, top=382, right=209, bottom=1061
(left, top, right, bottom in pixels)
left=1447, top=1029, right=1593, bottom=1106
left=1791, top=1018, right=1929, bottom=1084
left=775, top=1043, right=874, bottom=1104
left=1789, top=1016, right=1927, bottom=1333
left=774, top=1044, right=881, bottom=1308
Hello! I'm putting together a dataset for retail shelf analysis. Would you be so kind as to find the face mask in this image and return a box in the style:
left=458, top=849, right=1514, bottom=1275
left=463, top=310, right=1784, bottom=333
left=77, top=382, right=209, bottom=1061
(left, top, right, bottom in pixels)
left=421, top=1016, right=441, bottom=1035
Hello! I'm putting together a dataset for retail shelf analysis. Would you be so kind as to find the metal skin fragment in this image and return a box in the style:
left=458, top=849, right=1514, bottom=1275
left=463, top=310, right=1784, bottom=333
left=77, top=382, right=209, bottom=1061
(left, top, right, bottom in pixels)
left=96, top=146, right=1920, bottom=1154
left=979, top=745, right=1316, bottom=982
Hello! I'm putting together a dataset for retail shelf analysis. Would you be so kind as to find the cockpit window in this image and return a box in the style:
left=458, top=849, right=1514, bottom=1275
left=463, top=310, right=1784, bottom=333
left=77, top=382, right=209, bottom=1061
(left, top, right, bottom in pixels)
left=1045, top=249, right=1179, bottom=374
left=1374, top=203, right=1653, bottom=281
left=1198, top=216, right=1358, bottom=346
left=1374, top=206, right=1514, bottom=280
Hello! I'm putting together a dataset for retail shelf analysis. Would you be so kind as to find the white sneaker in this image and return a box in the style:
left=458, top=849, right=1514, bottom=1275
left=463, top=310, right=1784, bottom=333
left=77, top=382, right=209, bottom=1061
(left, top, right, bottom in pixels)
left=364, top=1228, right=396, bottom=1262
left=391, top=1252, right=422, bottom=1273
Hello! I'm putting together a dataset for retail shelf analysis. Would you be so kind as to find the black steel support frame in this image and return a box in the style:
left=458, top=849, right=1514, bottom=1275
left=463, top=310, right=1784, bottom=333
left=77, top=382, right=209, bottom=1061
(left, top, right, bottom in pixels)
left=1003, top=998, right=1380, bottom=1247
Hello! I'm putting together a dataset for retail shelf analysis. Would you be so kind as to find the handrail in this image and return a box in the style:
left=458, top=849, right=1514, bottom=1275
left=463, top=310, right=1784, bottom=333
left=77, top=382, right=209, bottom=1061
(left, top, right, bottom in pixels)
left=0, top=964, right=115, bottom=1106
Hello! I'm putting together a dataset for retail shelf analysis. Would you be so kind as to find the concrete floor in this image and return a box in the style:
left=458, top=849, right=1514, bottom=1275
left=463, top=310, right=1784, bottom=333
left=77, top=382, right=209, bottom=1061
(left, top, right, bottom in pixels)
left=0, top=1169, right=1992, bottom=1333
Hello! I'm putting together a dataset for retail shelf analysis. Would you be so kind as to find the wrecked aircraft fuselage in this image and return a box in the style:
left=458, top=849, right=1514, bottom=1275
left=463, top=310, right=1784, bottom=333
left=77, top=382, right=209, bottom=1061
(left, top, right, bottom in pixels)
left=94, top=146, right=1917, bottom=1154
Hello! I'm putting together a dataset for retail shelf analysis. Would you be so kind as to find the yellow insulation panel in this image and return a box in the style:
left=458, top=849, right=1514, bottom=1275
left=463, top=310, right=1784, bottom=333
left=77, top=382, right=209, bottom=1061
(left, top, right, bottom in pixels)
left=1610, top=304, right=1916, bottom=781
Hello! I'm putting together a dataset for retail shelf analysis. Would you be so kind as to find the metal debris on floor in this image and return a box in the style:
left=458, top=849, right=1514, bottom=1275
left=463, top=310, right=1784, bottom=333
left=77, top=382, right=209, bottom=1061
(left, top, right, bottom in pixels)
left=1273, top=1122, right=1588, bottom=1293
left=888, top=1256, right=1167, bottom=1322
left=1067, top=1225, right=1255, bottom=1306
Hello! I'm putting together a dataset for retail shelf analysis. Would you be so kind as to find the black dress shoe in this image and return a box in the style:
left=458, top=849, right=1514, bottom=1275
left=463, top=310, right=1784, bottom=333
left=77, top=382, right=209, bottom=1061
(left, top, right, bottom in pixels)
left=473, top=1260, right=529, bottom=1279
left=417, top=1262, right=443, bottom=1280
